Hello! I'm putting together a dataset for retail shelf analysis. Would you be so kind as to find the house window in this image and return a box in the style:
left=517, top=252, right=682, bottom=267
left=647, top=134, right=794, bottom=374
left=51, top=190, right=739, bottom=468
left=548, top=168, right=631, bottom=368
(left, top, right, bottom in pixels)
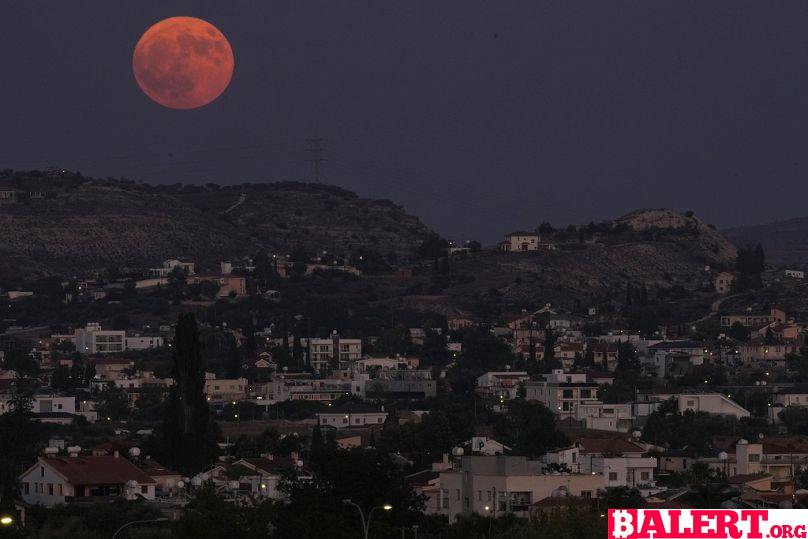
left=40, top=466, right=45, bottom=478
left=141, top=485, right=148, bottom=494
left=581, top=390, right=592, bottom=399
left=686, top=400, right=695, bottom=407
left=456, top=489, right=460, bottom=501
left=377, top=418, right=383, bottom=423
left=442, top=489, right=449, bottom=509
left=23, top=483, right=29, bottom=494
left=48, top=483, right=54, bottom=495
left=641, top=471, right=650, bottom=481
left=478, top=491, right=482, bottom=501
left=749, top=454, right=760, bottom=462
left=581, top=490, right=592, bottom=498
left=57, top=484, right=63, bottom=496
left=609, top=472, right=618, bottom=481
left=342, top=418, right=348, bottom=424
left=562, top=390, right=573, bottom=399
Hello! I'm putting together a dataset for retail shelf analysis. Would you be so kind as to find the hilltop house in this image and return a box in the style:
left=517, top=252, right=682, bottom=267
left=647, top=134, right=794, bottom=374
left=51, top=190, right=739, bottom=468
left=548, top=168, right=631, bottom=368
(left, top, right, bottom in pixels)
left=714, top=272, right=735, bottom=295
left=721, top=308, right=786, bottom=329
left=738, top=338, right=800, bottom=365
left=500, top=232, right=540, bottom=252
left=148, top=259, right=195, bottom=278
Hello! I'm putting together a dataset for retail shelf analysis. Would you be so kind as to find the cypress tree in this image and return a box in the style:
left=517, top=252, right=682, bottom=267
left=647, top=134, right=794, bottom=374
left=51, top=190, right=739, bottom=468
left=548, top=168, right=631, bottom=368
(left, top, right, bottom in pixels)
left=164, top=313, right=216, bottom=475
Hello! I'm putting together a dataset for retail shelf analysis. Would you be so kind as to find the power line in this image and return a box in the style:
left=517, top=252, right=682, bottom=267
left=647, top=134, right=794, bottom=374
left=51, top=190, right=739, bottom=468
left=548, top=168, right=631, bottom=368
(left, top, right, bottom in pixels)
left=305, top=137, right=325, bottom=182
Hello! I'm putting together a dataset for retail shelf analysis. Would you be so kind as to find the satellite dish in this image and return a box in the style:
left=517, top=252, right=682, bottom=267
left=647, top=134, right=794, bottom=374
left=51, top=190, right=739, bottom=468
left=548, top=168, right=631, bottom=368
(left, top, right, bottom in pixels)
left=176, top=480, right=185, bottom=489
left=129, top=447, right=141, bottom=457
left=452, top=447, right=464, bottom=457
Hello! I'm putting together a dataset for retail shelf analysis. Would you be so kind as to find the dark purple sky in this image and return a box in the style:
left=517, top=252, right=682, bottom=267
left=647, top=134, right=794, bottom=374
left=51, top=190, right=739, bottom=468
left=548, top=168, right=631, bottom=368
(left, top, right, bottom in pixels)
left=2, top=1, right=807, bottom=243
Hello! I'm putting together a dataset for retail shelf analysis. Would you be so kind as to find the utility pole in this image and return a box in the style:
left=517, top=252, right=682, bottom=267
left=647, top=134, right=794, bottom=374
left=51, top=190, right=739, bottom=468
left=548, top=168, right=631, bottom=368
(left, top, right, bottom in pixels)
left=305, top=137, right=325, bottom=182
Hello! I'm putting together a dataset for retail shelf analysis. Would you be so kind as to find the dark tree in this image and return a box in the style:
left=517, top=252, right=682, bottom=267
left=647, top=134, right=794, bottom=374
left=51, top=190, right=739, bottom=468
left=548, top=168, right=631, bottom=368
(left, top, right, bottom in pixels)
left=493, top=400, right=568, bottom=457
left=418, top=233, right=450, bottom=260
left=163, top=313, right=218, bottom=474
left=727, top=321, right=749, bottom=342
left=225, top=336, right=242, bottom=379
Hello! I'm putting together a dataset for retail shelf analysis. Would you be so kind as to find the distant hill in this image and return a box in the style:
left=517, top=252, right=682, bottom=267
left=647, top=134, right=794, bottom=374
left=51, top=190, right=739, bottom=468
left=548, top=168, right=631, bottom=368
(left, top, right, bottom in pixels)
left=401, top=209, right=738, bottom=317
left=0, top=171, right=432, bottom=278
left=724, top=217, right=808, bottom=268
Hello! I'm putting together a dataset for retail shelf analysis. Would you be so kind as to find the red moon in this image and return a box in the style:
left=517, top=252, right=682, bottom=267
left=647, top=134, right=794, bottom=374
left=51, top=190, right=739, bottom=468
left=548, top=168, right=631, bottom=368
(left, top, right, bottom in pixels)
left=132, top=16, right=234, bottom=109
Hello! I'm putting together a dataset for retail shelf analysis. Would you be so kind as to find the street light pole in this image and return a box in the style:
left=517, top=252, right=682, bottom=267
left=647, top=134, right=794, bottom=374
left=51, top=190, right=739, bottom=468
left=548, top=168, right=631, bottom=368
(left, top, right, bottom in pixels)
left=112, top=518, right=169, bottom=539
left=342, top=499, right=392, bottom=539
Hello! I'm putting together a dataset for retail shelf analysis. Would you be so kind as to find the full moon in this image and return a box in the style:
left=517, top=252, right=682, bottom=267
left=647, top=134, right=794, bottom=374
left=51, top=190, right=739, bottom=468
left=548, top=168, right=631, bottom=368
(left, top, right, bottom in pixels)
left=132, top=16, right=234, bottom=109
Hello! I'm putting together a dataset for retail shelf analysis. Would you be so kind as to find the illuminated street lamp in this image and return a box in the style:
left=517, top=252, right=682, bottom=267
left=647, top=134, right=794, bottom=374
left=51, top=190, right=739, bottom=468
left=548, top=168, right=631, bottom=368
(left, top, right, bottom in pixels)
left=0, top=515, right=14, bottom=526
left=112, top=518, right=169, bottom=539
left=342, top=499, right=392, bottom=539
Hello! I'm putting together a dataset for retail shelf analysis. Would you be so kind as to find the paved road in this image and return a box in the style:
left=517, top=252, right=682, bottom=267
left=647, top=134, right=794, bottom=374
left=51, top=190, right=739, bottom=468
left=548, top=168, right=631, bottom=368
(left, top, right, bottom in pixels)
left=689, top=291, right=750, bottom=326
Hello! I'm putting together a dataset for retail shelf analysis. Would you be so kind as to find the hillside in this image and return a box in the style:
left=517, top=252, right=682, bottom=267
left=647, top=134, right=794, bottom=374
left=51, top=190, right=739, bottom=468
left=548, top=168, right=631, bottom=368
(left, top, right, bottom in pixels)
left=0, top=171, right=432, bottom=277
left=399, top=209, right=739, bottom=320
left=724, top=217, right=808, bottom=267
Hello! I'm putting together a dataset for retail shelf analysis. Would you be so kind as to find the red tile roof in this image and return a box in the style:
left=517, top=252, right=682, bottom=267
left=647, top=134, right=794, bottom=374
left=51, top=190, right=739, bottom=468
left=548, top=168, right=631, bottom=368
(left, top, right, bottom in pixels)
left=37, top=456, right=156, bottom=485
left=92, top=358, right=133, bottom=365
left=576, top=437, right=645, bottom=454
left=240, top=457, right=296, bottom=474
left=139, top=461, right=180, bottom=477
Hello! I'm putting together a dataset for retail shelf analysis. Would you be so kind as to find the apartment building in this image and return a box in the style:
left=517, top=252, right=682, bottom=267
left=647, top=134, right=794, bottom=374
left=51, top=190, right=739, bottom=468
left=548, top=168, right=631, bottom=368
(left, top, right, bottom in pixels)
left=523, top=370, right=599, bottom=419
left=437, top=456, right=605, bottom=519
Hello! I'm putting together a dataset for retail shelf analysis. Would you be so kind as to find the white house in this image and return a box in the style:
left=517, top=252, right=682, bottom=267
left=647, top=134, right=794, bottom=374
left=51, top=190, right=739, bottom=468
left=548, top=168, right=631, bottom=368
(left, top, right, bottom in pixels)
left=19, top=454, right=157, bottom=507
left=774, top=390, right=808, bottom=408
left=316, top=403, right=387, bottom=429
left=204, top=376, right=248, bottom=403
left=645, top=341, right=705, bottom=378
left=469, top=437, right=510, bottom=456
left=148, top=259, right=195, bottom=278
left=204, top=457, right=298, bottom=500
left=575, top=403, right=634, bottom=433
left=785, top=270, right=805, bottom=280
left=476, top=371, right=530, bottom=403
left=500, top=232, right=540, bottom=252
left=593, top=456, right=658, bottom=493
left=677, top=393, right=750, bottom=419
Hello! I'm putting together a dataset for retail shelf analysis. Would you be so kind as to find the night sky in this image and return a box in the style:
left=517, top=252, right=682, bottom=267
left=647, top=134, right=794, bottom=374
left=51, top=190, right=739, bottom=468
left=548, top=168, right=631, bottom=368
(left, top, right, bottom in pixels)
left=2, top=1, right=807, bottom=244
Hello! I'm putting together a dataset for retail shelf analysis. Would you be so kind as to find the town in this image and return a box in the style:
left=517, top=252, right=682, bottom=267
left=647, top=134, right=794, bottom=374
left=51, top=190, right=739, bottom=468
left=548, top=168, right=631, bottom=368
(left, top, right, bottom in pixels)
left=2, top=201, right=808, bottom=538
